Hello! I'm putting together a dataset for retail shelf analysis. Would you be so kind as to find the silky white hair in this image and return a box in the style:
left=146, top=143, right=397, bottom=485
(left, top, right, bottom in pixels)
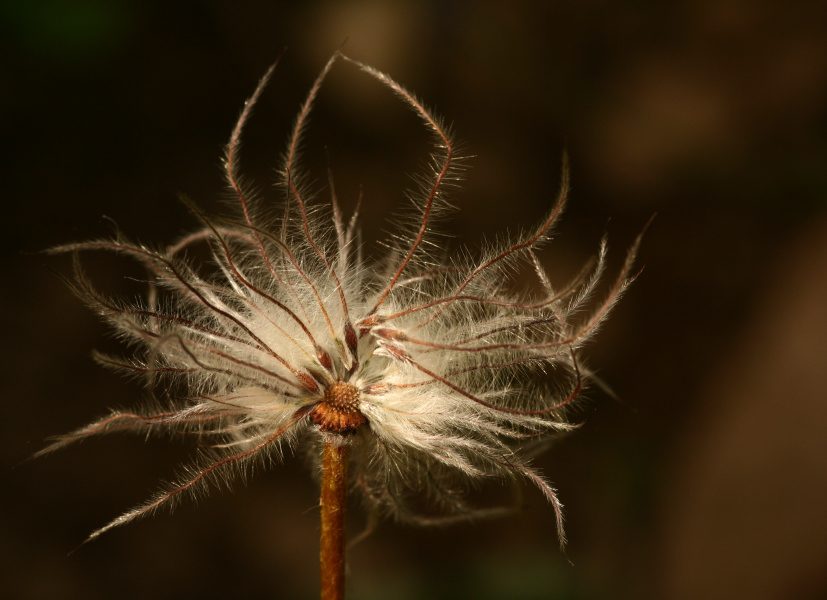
left=41, top=51, right=644, bottom=548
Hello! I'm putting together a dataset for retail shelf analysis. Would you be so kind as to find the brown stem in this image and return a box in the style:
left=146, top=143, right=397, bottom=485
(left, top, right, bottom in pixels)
left=320, top=439, right=349, bottom=600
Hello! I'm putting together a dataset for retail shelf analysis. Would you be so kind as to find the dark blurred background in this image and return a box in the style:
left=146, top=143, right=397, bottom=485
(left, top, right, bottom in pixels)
left=3, top=1, right=827, bottom=599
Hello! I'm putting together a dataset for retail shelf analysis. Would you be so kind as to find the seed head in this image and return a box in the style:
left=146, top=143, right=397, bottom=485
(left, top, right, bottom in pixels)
left=41, top=51, right=644, bottom=547
left=310, top=382, right=366, bottom=434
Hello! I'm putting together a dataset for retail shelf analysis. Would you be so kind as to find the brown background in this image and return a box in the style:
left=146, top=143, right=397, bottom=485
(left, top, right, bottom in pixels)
left=3, top=1, right=827, bottom=599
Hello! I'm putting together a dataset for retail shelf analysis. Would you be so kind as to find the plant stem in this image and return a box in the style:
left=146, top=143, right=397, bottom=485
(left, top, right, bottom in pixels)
left=320, top=439, right=349, bottom=600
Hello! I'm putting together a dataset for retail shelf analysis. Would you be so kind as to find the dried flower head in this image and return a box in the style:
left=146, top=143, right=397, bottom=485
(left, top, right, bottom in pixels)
left=42, top=52, right=642, bottom=547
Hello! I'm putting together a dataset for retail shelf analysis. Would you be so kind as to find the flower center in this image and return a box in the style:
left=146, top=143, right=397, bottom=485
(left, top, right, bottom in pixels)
left=310, top=381, right=367, bottom=434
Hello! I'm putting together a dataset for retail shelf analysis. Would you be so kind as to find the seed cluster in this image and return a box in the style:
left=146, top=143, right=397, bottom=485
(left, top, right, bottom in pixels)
left=310, top=382, right=367, bottom=434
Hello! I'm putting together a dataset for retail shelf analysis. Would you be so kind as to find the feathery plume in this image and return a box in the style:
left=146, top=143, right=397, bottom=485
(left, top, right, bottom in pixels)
left=42, top=52, right=643, bottom=552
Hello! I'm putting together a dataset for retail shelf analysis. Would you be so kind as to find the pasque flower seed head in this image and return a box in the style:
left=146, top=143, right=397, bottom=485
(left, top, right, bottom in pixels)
left=41, top=52, right=643, bottom=547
